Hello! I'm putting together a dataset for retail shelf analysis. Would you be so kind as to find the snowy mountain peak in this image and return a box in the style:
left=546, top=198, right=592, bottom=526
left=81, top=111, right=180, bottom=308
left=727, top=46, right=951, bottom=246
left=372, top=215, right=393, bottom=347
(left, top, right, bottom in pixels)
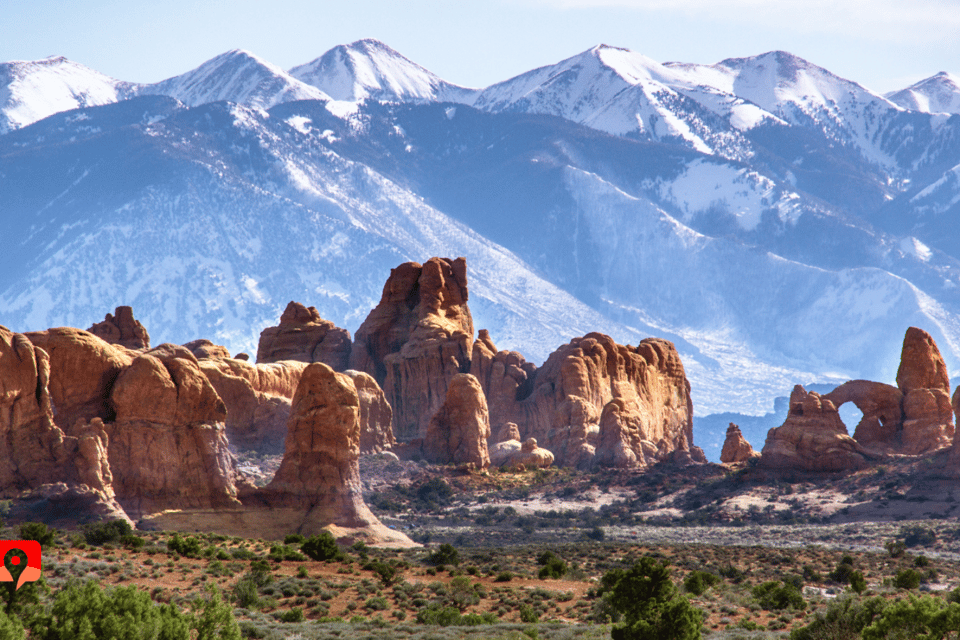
left=289, top=38, right=475, bottom=104
left=0, top=55, right=135, bottom=134
left=887, top=71, right=960, bottom=114
left=140, top=48, right=330, bottom=109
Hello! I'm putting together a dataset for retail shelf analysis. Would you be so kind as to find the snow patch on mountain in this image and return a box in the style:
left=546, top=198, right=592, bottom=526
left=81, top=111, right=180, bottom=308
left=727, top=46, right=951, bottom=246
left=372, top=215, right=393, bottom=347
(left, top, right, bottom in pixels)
left=0, top=56, right=135, bottom=134
left=141, top=49, right=329, bottom=109
left=887, top=72, right=960, bottom=114
left=290, top=39, right=475, bottom=104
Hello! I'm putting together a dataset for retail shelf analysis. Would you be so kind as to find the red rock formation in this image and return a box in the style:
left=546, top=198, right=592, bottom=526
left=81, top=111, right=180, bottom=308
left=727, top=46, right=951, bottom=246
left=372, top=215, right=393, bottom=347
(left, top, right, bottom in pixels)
left=720, top=423, right=759, bottom=463
left=184, top=339, right=232, bottom=360
left=481, top=333, right=699, bottom=469
left=198, top=358, right=307, bottom=453
left=490, top=436, right=554, bottom=469
left=24, top=328, right=134, bottom=433
left=256, top=302, right=352, bottom=369
left=350, top=258, right=473, bottom=441
left=258, top=363, right=397, bottom=533
left=823, top=380, right=903, bottom=451
left=760, top=386, right=872, bottom=472
left=107, top=344, right=241, bottom=517
left=423, top=373, right=490, bottom=469
left=87, top=306, right=150, bottom=350
left=469, top=330, right=536, bottom=433
left=896, top=327, right=954, bottom=454
left=344, top=370, right=395, bottom=454
left=0, top=326, right=125, bottom=521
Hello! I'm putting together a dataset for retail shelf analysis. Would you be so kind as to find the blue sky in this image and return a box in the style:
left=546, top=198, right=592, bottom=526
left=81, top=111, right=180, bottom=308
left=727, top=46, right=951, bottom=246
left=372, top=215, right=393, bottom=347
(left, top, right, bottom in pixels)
left=3, top=0, right=959, bottom=93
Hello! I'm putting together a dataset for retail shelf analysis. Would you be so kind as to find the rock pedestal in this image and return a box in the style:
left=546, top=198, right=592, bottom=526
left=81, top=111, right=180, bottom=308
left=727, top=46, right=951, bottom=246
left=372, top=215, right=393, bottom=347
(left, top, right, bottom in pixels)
left=423, top=373, right=490, bottom=469
left=720, top=423, right=759, bottom=463
left=256, top=302, right=352, bottom=369
left=87, top=306, right=150, bottom=350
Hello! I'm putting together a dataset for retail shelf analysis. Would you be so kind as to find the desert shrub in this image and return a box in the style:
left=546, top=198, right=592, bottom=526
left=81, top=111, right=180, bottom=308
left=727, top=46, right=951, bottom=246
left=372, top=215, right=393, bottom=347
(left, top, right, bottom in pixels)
left=719, top=563, right=746, bottom=583
left=368, top=559, right=400, bottom=586
left=885, top=540, right=907, bottom=558
left=519, top=603, right=539, bottom=623
left=231, top=547, right=257, bottom=561
left=365, top=596, right=389, bottom=611
left=861, top=595, right=960, bottom=640
left=0, top=611, right=24, bottom=640
left=416, top=478, right=455, bottom=508
left=120, top=534, right=145, bottom=550
left=233, top=577, right=260, bottom=609
left=495, top=571, right=513, bottom=582
left=802, top=564, right=823, bottom=582
left=604, top=557, right=703, bottom=640
left=301, top=532, right=344, bottom=562
left=586, top=527, right=606, bottom=541
left=192, top=585, right=242, bottom=640
left=830, top=557, right=856, bottom=584
left=267, top=544, right=305, bottom=562
left=167, top=534, right=202, bottom=558
left=283, top=534, right=305, bottom=545
left=426, top=543, right=460, bottom=567
left=537, top=551, right=568, bottom=580
left=901, top=525, right=938, bottom=548
left=449, top=576, right=480, bottom=610
left=416, top=603, right=463, bottom=626
left=849, top=571, right=867, bottom=595
left=277, top=607, right=304, bottom=623
left=83, top=520, right=133, bottom=546
left=752, top=581, right=805, bottom=611
left=19, top=522, right=56, bottom=546
left=29, top=580, right=192, bottom=639
left=914, top=555, right=932, bottom=567
left=894, top=569, right=922, bottom=590
left=790, top=594, right=887, bottom=640
left=684, top=571, right=721, bottom=596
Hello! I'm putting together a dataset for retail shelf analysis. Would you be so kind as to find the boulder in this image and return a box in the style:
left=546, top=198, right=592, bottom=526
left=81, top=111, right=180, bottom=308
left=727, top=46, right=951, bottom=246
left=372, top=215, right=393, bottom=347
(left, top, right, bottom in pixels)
left=184, top=339, right=232, bottom=360
left=760, top=386, right=872, bottom=472
left=256, top=301, right=352, bottom=369
left=350, top=258, right=474, bottom=441
left=344, top=370, right=395, bottom=454
left=490, top=437, right=554, bottom=469
left=198, top=358, right=307, bottom=452
left=895, top=328, right=954, bottom=454
left=107, top=344, right=241, bottom=517
left=720, top=423, right=759, bottom=463
left=423, top=373, right=490, bottom=469
left=87, top=306, right=150, bottom=350
left=24, top=328, right=134, bottom=434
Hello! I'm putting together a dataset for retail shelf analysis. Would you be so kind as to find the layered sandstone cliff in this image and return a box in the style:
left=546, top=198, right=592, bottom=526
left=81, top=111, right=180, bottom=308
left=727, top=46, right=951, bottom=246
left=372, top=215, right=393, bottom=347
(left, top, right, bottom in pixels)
left=350, top=258, right=473, bottom=442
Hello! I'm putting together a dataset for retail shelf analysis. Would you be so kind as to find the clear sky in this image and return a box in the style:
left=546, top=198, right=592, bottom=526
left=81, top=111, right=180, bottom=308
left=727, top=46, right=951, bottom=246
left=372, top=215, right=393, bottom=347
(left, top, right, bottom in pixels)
left=2, top=0, right=959, bottom=94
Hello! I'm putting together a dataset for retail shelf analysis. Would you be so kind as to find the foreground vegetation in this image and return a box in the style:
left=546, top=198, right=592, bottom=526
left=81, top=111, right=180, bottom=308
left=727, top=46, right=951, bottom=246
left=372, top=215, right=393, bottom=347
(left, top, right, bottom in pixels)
left=2, top=516, right=960, bottom=639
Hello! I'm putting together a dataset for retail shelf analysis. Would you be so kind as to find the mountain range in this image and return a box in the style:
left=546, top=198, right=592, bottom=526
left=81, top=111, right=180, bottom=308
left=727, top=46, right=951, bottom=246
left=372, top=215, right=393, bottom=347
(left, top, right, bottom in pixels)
left=2, top=39, right=960, bottom=460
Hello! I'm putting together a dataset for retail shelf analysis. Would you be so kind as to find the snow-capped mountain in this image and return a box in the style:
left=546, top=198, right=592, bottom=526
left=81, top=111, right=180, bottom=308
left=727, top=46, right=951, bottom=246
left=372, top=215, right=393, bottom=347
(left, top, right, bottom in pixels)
left=887, top=72, right=960, bottom=115
left=0, top=56, right=135, bottom=134
left=289, top=39, right=474, bottom=103
left=139, top=49, right=330, bottom=109
left=3, top=39, right=960, bottom=461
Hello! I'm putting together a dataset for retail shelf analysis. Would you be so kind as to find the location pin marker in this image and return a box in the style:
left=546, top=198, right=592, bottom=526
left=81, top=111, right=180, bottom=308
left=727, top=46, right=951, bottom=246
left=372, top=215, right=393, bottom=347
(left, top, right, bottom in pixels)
left=3, top=549, right=27, bottom=591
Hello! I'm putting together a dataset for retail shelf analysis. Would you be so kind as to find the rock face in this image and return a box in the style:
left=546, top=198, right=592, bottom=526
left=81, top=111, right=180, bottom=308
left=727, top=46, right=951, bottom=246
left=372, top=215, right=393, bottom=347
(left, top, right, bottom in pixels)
left=477, top=333, right=699, bottom=469
left=198, top=358, right=307, bottom=453
left=256, top=302, right=352, bottom=369
left=720, top=423, right=759, bottom=463
left=760, top=386, right=872, bottom=472
left=0, top=326, right=125, bottom=522
left=87, top=306, right=150, bottom=350
left=24, top=328, right=134, bottom=433
left=184, top=339, right=232, bottom=360
left=896, top=327, right=954, bottom=454
left=423, top=373, right=490, bottom=468
left=823, top=380, right=903, bottom=451
left=351, top=258, right=473, bottom=441
left=107, top=344, right=241, bottom=517
left=259, top=363, right=391, bottom=531
left=344, top=370, right=395, bottom=454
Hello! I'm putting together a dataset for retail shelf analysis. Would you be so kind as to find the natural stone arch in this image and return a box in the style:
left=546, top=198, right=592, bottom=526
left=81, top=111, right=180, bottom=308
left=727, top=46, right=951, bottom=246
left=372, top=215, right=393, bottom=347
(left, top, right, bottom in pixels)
left=823, top=380, right=902, bottom=451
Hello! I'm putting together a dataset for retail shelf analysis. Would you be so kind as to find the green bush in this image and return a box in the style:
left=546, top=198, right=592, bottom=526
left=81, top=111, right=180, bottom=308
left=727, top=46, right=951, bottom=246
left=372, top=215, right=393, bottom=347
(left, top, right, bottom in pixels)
left=82, top=520, right=132, bottom=546
left=829, top=557, right=856, bottom=584
left=426, top=543, right=460, bottom=567
left=19, top=522, right=56, bottom=546
left=605, top=557, right=703, bottom=640
left=849, top=570, right=867, bottom=595
left=790, top=594, right=887, bottom=640
left=752, top=581, right=806, bottom=611
left=416, top=603, right=464, bottom=626
left=901, top=525, right=938, bottom=548
left=537, top=551, right=568, bottom=580
left=861, top=595, right=960, bottom=640
left=519, top=604, right=539, bottom=623
left=283, top=534, right=305, bottom=545
left=894, top=569, right=922, bottom=590
left=167, top=534, right=202, bottom=558
left=120, top=534, right=145, bottom=550
left=267, top=544, right=305, bottom=562
left=278, top=607, right=304, bottom=623
left=0, top=610, right=24, bottom=640
left=300, top=532, right=344, bottom=562
left=683, top=571, right=720, bottom=596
